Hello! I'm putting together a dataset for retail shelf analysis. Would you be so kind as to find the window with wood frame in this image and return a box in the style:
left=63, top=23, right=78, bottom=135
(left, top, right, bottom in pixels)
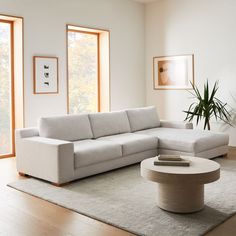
left=68, top=29, right=99, bottom=113
left=67, top=25, right=110, bottom=114
left=0, top=15, right=23, bottom=158
left=0, top=20, right=14, bottom=157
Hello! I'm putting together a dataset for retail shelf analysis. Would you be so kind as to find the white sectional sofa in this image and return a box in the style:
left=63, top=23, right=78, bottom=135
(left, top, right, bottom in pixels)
left=15, top=106, right=229, bottom=185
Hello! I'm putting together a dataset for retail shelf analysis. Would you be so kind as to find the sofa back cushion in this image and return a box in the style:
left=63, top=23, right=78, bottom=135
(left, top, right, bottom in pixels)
left=126, top=106, right=160, bottom=132
left=89, top=111, right=131, bottom=138
left=39, top=114, right=93, bottom=141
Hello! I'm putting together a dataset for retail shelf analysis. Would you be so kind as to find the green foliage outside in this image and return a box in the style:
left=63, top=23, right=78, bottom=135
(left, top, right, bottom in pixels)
left=0, top=23, right=11, bottom=155
left=68, top=32, right=98, bottom=114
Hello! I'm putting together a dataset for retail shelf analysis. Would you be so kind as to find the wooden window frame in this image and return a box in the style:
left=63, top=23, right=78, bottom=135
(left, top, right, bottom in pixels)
left=0, top=19, right=15, bottom=158
left=67, top=28, right=101, bottom=113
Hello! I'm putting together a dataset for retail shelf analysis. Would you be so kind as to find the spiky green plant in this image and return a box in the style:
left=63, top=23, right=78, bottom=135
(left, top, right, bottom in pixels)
left=184, top=80, right=231, bottom=130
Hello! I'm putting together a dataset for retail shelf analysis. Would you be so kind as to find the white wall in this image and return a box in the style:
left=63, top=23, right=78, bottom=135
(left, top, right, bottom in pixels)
left=0, top=0, right=145, bottom=126
left=2, top=0, right=236, bottom=145
left=145, top=0, right=236, bottom=146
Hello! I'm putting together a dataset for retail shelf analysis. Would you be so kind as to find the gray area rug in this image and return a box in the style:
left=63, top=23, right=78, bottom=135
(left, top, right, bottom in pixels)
left=8, top=158, right=236, bottom=236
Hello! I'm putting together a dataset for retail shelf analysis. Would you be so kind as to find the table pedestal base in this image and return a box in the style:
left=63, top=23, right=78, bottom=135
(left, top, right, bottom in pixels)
left=157, top=183, right=204, bottom=213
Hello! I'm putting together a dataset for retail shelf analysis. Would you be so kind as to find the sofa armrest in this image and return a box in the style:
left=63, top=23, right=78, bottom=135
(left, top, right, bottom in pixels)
left=15, top=127, right=39, bottom=138
left=160, top=120, right=193, bottom=129
left=16, top=136, right=74, bottom=184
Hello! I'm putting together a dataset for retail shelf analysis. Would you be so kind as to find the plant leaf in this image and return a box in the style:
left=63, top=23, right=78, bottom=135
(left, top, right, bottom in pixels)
left=184, top=80, right=232, bottom=129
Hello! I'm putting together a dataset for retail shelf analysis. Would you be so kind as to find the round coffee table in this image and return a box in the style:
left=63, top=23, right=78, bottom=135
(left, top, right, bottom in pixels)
left=141, top=156, right=220, bottom=213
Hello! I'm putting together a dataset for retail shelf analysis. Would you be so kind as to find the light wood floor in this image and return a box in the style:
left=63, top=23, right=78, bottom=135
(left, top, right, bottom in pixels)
left=0, top=148, right=236, bottom=236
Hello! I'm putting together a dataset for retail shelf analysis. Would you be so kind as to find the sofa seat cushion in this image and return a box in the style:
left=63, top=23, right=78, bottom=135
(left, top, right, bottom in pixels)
left=126, top=106, right=160, bottom=132
left=135, top=128, right=229, bottom=154
left=39, top=114, right=93, bottom=141
left=74, top=140, right=122, bottom=168
left=89, top=111, right=131, bottom=138
left=98, top=133, right=158, bottom=156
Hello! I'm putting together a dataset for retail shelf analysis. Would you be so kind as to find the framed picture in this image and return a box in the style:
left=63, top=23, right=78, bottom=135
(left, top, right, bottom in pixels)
left=153, top=54, right=194, bottom=90
left=33, top=56, right=59, bottom=94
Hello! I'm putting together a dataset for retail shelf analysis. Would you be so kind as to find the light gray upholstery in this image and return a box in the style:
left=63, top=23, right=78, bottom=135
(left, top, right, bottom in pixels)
left=74, top=149, right=158, bottom=180
left=16, top=136, right=74, bottom=184
left=39, top=114, right=93, bottom=141
left=98, top=133, right=158, bottom=156
left=135, top=127, right=229, bottom=154
left=15, top=106, right=229, bottom=185
left=126, top=106, right=160, bottom=132
left=74, top=140, right=122, bottom=168
left=89, top=111, right=131, bottom=138
left=159, top=145, right=228, bottom=159
left=160, top=120, right=193, bottom=129
left=15, top=127, right=39, bottom=138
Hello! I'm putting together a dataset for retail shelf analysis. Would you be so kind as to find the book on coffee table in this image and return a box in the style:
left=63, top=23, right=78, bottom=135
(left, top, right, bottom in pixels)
left=154, top=155, right=190, bottom=166
left=154, top=160, right=190, bottom=166
left=157, top=154, right=182, bottom=161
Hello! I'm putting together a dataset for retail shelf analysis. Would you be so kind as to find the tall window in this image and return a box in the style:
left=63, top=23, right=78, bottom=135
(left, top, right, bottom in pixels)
left=0, top=15, right=23, bottom=158
left=67, top=25, right=110, bottom=114
left=0, top=20, right=14, bottom=157
left=68, top=29, right=99, bottom=114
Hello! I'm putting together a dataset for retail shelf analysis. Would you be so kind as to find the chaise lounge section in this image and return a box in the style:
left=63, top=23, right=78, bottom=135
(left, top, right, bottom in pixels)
left=15, top=106, right=229, bottom=185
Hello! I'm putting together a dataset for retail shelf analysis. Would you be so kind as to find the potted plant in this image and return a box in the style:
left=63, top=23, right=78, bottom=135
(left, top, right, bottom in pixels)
left=184, top=80, right=231, bottom=130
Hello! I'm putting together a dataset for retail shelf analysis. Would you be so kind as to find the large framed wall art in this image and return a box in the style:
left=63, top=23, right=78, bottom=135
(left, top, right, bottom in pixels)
left=153, top=54, right=194, bottom=90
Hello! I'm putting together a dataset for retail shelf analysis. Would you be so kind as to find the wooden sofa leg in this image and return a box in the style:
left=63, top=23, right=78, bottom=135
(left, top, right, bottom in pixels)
left=19, top=172, right=28, bottom=177
left=52, top=182, right=63, bottom=187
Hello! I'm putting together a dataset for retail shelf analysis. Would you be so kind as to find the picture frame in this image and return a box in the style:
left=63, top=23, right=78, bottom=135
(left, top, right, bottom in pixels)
left=33, top=56, right=59, bottom=94
left=153, top=54, right=194, bottom=90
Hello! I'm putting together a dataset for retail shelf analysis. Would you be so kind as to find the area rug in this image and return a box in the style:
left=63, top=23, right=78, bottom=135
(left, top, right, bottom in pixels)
left=8, top=158, right=236, bottom=236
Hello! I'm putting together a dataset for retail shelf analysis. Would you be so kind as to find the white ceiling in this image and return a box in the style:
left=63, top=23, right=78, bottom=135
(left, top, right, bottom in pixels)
left=133, top=0, right=159, bottom=4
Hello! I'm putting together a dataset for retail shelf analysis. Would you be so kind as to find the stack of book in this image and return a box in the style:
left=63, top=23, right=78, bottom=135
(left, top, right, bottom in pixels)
left=154, top=155, right=190, bottom=167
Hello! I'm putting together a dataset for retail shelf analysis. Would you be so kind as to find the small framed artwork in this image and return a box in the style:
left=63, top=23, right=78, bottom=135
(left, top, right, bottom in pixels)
left=153, top=54, right=194, bottom=90
left=33, top=56, right=59, bottom=94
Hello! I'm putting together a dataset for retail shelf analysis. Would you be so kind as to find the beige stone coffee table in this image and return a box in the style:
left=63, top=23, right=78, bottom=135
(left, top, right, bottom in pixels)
left=141, top=156, right=220, bottom=213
